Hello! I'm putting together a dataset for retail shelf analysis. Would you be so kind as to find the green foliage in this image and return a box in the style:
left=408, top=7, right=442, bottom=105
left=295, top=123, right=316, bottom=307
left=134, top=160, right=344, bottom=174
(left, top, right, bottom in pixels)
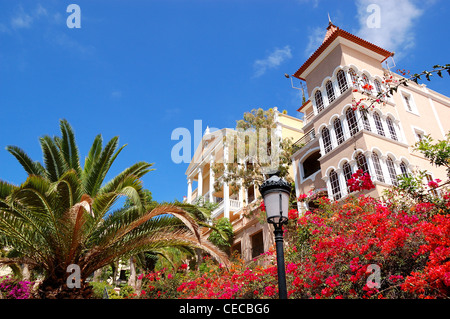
left=212, top=108, right=295, bottom=195
left=414, top=132, right=450, bottom=179
left=0, top=120, right=230, bottom=298
left=207, top=217, right=234, bottom=253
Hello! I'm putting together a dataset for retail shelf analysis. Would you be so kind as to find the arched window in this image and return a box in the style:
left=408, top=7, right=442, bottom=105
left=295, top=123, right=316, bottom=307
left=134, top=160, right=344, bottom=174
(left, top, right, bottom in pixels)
left=343, top=162, right=353, bottom=182
left=329, top=169, right=341, bottom=200
left=372, top=152, right=385, bottom=183
left=337, top=70, right=348, bottom=94
left=326, top=80, right=335, bottom=103
left=349, top=68, right=358, bottom=88
left=343, top=161, right=353, bottom=192
left=356, top=153, right=369, bottom=175
left=333, top=118, right=345, bottom=145
left=373, top=112, right=385, bottom=136
left=386, top=157, right=398, bottom=186
left=374, top=79, right=383, bottom=95
left=362, top=112, right=372, bottom=131
left=386, top=117, right=398, bottom=141
left=362, top=74, right=372, bottom=93
left=346, top=108, right=359, bottom=136
left=322, top=127, right=332, bottom=154
left=425, top=173, right=439, bottom=197
left=400, top=161, right=409, bottom=177
left=315, top=91, right=324, bottom=112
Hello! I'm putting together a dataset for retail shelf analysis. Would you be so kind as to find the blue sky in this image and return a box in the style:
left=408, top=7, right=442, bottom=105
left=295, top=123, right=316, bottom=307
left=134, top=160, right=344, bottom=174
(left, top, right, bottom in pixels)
left=0, top=0, right=449, bottom=203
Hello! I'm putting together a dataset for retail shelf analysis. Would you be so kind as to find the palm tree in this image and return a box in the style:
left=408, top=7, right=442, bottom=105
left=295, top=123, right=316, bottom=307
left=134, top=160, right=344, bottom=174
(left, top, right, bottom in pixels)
left=0, top=120, right=229, bottom=298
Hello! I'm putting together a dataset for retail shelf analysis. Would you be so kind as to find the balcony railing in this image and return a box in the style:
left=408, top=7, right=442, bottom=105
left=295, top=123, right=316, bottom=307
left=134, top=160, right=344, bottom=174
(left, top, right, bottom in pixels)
left=293, top=128, right=316, bottom=153
left=211, top=198, right=243, bottom=219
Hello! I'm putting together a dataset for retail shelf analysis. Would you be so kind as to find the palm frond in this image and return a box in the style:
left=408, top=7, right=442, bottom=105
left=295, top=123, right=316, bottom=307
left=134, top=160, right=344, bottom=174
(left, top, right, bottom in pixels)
left=5, top=145, right=46, bottom=177
left=83, top=136, right=125, bottom=196
left=58, top=119, right=82, bottom=176
left=39, top=135, right=65, bottom=182
left=83, top=134, right=103, bottom=180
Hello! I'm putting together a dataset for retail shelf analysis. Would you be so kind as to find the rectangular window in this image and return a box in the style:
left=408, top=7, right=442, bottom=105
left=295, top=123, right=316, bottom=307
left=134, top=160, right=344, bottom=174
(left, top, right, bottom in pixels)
left=403, top=94, right=412, bottom=112
left=251, top=231, right=264, bottom=259
left=401, top=91, right=418, bottom=115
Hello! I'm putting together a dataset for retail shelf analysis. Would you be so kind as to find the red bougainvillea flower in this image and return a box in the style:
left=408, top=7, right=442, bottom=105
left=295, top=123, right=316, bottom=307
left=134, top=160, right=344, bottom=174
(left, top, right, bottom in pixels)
left=259, top=200, right=266, bottom=212
left=288, top=209, right=299, bottom=220
left=347, top=169, right=375, bottom=192
left=427, top=179, right=441, bottom=189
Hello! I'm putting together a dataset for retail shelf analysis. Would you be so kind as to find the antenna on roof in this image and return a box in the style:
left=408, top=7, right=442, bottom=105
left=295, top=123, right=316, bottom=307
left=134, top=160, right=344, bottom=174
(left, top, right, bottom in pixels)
left=285, top=74, right=307, bottom=103
left=383, top=52, right=396, bottom=73
left=328, top=12, right=332, bottom=25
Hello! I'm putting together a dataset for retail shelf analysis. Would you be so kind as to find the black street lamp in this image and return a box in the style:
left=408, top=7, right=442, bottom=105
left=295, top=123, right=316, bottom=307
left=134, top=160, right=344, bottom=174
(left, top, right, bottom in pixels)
left=259, top=172, right=292, bottom=299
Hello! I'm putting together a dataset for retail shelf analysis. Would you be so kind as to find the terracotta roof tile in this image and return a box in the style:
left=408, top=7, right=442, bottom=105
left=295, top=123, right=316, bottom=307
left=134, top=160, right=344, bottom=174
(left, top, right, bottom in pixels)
left=293, top=26, right=393, bottom=80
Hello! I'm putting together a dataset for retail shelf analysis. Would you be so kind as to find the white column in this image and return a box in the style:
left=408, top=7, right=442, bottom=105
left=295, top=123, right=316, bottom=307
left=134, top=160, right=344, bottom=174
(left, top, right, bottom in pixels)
left=350, top=159, right=358, bottom=173
left=365, top=151, right=376, bottom=180
left=223, top=181, right=230, bottom=219
left=380, top=114, right=390, bottom=137
left=394, top=160, right=403, bottom=176
left=329, top=124, right=338, bottom=148
left=197, top=167, right=203, bottom=199
left=368, top=112, right=377, bottom=132
left=332, top=79, right=340, bottom=99
left=318, top=131, right=325, bottom=156
left=379, top=155, right=391, bottom=184
left=342, top=115, right=351, bottom=140
left=209, top=157, right=214, bottom=203
left=187, top=178, right=193, bottom=204
left=324, top=176, right=333, bottom=200
left=337, top=168, right=348, bottom=197
left=223, top=144, right=230, bottom=219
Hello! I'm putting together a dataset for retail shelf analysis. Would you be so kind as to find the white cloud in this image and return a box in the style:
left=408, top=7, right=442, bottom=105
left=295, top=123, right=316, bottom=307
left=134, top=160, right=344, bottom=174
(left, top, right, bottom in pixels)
left=304, top=26, right=325, bottom=57
left=11, top=11, right=33, bottom=29
left=356, top=0, right=423, bottom=57
left=253, top=45, right=292, bottom=78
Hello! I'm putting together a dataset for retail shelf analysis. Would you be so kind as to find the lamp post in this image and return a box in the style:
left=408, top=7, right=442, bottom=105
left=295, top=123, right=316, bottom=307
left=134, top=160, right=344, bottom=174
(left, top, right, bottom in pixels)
left=259, top=172, right=291, bottom=299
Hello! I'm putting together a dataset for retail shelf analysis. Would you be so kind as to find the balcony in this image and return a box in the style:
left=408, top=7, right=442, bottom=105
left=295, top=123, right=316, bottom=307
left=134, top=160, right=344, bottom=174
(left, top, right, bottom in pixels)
left=293, top=128, right=316, bottom=153
left=211, top=198, right=242, bottom=219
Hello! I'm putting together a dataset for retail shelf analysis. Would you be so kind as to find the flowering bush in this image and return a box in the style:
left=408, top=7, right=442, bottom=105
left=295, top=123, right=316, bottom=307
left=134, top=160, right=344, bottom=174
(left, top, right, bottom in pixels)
left=0, top=276, right=34, bottom=299
left=136, top=187, right=450, bottom=299
left=347, top=169, right=375, bottom=192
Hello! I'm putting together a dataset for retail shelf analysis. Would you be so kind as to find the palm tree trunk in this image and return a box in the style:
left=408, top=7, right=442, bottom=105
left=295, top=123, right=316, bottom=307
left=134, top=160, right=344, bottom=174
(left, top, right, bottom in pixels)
left=128, top=256, right=136, bottom=289
left=22, top=264, right=31, bottom=281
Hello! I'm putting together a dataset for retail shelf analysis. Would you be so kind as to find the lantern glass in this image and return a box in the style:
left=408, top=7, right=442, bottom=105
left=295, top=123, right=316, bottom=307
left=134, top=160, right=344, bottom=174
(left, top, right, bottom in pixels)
left=264, top=190, right=290, bottom=224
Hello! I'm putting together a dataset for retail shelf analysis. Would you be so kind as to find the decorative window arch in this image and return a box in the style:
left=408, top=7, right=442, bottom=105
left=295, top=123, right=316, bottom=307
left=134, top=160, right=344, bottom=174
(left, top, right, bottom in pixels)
left=346, top=108, right=359, bottom=136
left=373, top=112, right=385, bottom=136
left=361, top=74, right=372, bottom=93
left=372, top=152, right=385, bottom=182
left=361, top=111, right=372, bottom=132
left=322, top=127, right=333, bottom=154
left=386, top=157, right=398, bottom=186
left=342, top=161, right=353, bottom=193
left=374, top=79, right=383, bottom=95
left=386, top=117, right=398, bottom=141
left=343, top=161, right=353, bottom=182
left=315, top=90, right=324, bottom=112
left=337, top=70, right=348, bottom=94
left=326, top=80, right=335, bottom=103
left=329, top=169, right=341, bottom=200
left=400, top=161, right=409, bottom=177
left=333, top=118, right=345, bottom=145
left=349, top=68, right=358, bottom=88
left=356, top=152, right=369, bottom=175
